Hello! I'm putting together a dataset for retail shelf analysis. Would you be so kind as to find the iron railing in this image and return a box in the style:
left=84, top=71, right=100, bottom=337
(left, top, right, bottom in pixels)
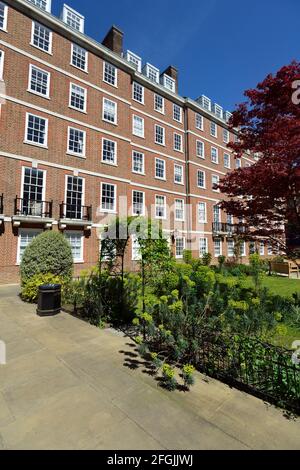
left=0, top=193, right=3, bottom=214
left=195, top=329, right=300, bottom=414
left=212, top=222, right=248, bottom=236
left=14, top=197, right=53, bottom=218
left=60, top=203, right=92, bottom=221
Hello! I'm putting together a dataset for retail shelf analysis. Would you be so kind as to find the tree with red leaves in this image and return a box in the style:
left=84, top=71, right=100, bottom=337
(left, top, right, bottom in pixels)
left=219, top=62, right=300, bottom=259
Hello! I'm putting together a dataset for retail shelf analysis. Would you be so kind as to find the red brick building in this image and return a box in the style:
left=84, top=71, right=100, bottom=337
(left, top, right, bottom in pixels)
left=0, top=0, right=266, bottom=284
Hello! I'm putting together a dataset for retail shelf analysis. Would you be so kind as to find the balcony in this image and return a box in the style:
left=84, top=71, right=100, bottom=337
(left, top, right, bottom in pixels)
left=12, top=197, right=54, bottom=228
left=212, top=222, right=248, bottom=237
left=0, top=194, right=4, bottom=226
left=59, top=203, right=92, bottom=230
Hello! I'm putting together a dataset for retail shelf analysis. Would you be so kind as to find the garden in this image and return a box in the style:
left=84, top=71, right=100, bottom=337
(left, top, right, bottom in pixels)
left=20, top=221, right=300, bottom=414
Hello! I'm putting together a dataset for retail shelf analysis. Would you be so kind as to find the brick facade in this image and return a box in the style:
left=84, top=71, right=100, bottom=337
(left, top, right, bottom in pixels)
left=0, top=0, right=265, bottom=284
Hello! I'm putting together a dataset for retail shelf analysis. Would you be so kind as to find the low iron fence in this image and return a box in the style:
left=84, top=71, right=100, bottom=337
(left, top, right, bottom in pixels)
left=195, top=329, right=300, bottom=414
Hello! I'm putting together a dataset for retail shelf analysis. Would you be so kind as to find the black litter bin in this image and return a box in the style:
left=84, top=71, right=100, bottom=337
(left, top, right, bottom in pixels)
left=37, top=284, right=61, bottom=317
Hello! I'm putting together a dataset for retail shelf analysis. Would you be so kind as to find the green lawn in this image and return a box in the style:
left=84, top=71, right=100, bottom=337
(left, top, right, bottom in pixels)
left=261, top=275, right=300, bottom=298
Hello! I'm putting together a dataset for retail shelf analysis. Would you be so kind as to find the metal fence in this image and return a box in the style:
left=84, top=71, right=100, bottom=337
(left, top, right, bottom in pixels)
left=196, top=329, right=300, bottom=414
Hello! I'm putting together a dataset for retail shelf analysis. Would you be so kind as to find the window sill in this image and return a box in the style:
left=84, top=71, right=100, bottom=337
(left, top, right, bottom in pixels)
left=102, top=118, right=118, bottom=126
left=103, top=80, right=118, bottom=89
left=132, top=134, right=145, bottom=139
left=132, top=171, right=145, bottom=176
left=101, top=160, right=118, bottom=167
left=30, top=43, right=53, bottom=56
left=66, top=152, right=86, bottom=159
left=155, top=142, right=166, bottom=147
left=132, top=98, right=145, bottom=106
left=70, top=63, right=89, bottom=74
left=23, top=141, right=48, bottom=149
left=100, top=209, right=117, bottom=214
left=155, top=177, right=166, bottom=182
left=69, top=105, right=87, bottom=114
left=174, top=149, right=184, bottom=154
left=0, top=28, right=8, bottom=33
left=27, top=89, right=51, bottom=100
left=174, top=181, right=184, bottom=186
left=154, top=109, right=165, bottom=115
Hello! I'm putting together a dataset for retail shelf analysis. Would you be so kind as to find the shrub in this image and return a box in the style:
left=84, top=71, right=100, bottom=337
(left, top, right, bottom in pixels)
left=21, top=273, right=66, bottom=303
left=202, top=252, right=212, bottom=266
left=161, top=364, right=177, bottom=391
left=20, top=231, right=73, bottom=284
left=182, top=364, right=196, bottom=388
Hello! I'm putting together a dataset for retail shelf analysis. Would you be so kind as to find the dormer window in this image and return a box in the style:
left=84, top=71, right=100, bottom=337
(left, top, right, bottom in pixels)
left=126, top=51, right=142, bottom=73
left=162, top=74, right=176, bottom=93
left=144, top=63, right=159, bottom=83
left=213, top=103, right=223, bottom=119
left=61, top=4, right=84, bottom=33
left=28, top=0, right=51, bottom=12
left=224, top=111, right=232, bottom=123
left=199, top=95, right=211, bottom=111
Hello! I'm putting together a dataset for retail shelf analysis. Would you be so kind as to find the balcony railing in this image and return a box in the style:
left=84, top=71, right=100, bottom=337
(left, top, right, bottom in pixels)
left=212, top=222, right=248, bottom=236
left=0, top=194, right=3, bottom=214
left=59, top=203, right=92, bottom=221
left=14, top=197, right=53, bottom=218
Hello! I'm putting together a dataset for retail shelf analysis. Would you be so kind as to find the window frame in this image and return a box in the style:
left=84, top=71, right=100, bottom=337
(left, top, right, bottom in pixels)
left=67, top=126, right=86, bottom=157
left=101, top=138, right=117, bottom=166
left=103, top=61, right=117, bottom=87
left=173, top=103, right=182, bottom=123
left=62, top=4, right=85, bottom=33
left=100, top=182, right=117, bottom=213
left=210, top=121, right=217, bottom=138
left=102, top=97, right=117, bottom=125
left=196, top=140, right=205, bottom=159
left=211, top=147, right=219, bottom=164
left=71, top=43, right=88, bottom=73
left=195, top=113, right=204, bottom=131
left=174, top=198, right=185, bottom=221
left=155, top=124, right=165, bottom=146
left=132, top=150, right=145, bottom=175
left=29, top=0, right=52, bottom=13
left=155, top=194, right=167, bottom=219
left=132, top=189, right=145, bottom=216
left=69, top=82, right=87, bottom=113
left=223, top=128, right=229, bottom=144
left=174, top=164, right=183, bottom=185
left=154, top=94, right=165, bottom=114
left=224, top=153, right=231, bottom=169
left=0, top=49, right=4, bottom=80
left=199, top=237, right=208, bottom=257
left=227, top=239, right=235, bottom=257
left=30, top=21, right=53, bottom=54
left=24, top=112, right=48, bottom=148
left=198, top=201, right=207, bottom=224
left=17, top=228, right=43, bottom=265
left=155, top=157, right=166, bottom=181
left=197, top=170, right=206, bottom=189
left=132, top=81, right=144, bottom=104
left=175, top=237, right=185, bottom=259
left=214, top=238, right=222, bottom=257
left=132, top=234, right=142, bottom=261
left=28, top=63, right=51, bottom=99
left=174, top=133, right=183, bottom=152
left=132, top=114, right=145, bottom=138
left=0, top=2, right=8, bottom=32
left=65, top=230, right=84, bottom=263
left=212, top=174, right=220, bottom=192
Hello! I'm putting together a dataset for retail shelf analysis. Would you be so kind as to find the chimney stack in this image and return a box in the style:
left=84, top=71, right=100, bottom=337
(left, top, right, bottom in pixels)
left=102, top=25, right=124, bottom=56
left=163, top=65, right=178, bottom=93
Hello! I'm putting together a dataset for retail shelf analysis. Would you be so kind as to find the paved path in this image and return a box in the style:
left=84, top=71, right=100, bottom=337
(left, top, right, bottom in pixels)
left=0, top=285, right=299, bottom=450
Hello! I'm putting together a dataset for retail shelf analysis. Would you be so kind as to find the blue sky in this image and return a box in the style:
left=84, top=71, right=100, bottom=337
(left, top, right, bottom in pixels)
left=52, top=0, right=299, bottom=112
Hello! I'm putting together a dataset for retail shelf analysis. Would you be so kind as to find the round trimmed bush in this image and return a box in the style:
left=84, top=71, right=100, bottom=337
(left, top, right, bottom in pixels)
left=20, top=231, right=73, bottom=284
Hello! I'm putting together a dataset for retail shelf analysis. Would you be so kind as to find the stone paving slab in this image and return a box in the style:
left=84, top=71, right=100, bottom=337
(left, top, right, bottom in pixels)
left=0, top=285, right=299, bottom=450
